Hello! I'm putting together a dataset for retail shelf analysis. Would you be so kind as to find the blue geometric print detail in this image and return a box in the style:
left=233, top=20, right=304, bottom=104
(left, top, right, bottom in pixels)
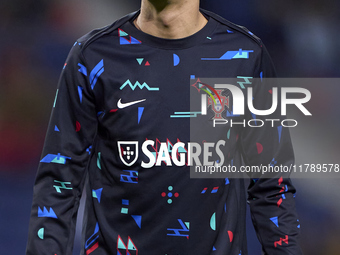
left=38, top=207, right=57, bottom=219
left=40, top=153, right=71, bottom=164
left=54, top=125, right=60, bottom=132
left=86, top=145, right=92, bottom=155
left=270, top=216, right=279, bottom=227
left=92, top=188, right=103, bottom=203
left=270, top=158, right=277, bottom=167
left=78, top=86, right=83, bottom=103
left=131, top=215, right=142, bottom=228
left=173, top=54, right=180, bottom=66
left=201, top=49, right=254, bottom=60
left=167, top=219, right=189, bottom=237
left=138, top=107, right=144, bottom=124
left=78, top=63, right=87, bottom=76
left=122, top=199, right=129, bottom=206
left=120, top=36, right=141, bottom=45
left=120, top=170, right=138, bottom=183
left=211, top=188, right=218, bottom=194
left=277, top=126, right=282, bottom=143
left=251, top=113, right=256, bottom=124
left=225, top=178, right=229, bottom=185
left=85, top=223, right=99, bottom=249
left=226, top=110, right=240, bottom=117
left=90, top=59, right=104, bottom=90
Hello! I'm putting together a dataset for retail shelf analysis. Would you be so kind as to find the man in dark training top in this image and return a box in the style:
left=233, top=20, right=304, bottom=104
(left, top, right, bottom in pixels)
left=26, top=0, right=302, bottom=254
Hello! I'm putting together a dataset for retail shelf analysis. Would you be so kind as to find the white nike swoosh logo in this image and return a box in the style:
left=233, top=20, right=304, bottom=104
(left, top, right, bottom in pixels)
left=117, top=98, right=146, bottom=109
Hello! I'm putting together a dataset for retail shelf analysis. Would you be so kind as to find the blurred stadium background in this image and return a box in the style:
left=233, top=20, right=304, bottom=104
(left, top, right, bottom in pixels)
left=0, top=0, right=339, bottom=254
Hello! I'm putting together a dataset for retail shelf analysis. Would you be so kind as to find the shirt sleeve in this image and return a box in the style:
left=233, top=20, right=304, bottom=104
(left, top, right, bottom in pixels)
left=241, top=44, right=303, bottom=254
left=26, top=42, right=98, bottom=254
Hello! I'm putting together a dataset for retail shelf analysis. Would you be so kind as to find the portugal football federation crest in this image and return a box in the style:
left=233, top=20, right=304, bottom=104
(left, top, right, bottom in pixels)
left=118, top=141, right=139, bottom=166
left=208, top=89, right=229, bottom=119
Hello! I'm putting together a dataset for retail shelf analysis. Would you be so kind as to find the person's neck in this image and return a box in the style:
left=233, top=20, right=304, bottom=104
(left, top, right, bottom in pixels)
left=135, top=0, right=208, bottom=39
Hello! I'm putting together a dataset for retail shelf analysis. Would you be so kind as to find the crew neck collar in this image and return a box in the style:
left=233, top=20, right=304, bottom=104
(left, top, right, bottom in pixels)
left=120, top=9, right=218, bottom=50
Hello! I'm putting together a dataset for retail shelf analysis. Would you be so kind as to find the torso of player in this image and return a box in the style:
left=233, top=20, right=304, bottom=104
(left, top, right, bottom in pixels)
left=83, top=19, right=259, bottom=175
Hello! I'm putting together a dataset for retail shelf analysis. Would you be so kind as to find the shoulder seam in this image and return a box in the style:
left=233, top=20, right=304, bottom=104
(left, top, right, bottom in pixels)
left=79, top=11, right=139, bottom=52
left=200, top=9, right=263, bottom=47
